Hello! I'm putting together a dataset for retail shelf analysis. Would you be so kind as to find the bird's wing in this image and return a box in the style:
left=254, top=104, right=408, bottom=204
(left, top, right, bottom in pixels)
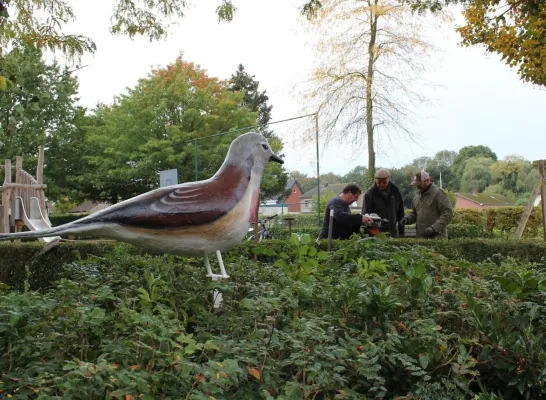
left=77, top=166, right=250, bottom=229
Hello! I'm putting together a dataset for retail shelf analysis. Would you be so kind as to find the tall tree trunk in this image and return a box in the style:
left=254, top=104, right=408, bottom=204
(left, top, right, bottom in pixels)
left=366, top=1, right=378, bottom=186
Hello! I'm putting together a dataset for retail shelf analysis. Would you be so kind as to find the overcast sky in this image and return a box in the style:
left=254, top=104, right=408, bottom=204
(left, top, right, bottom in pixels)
left=66, top=0, right=546, bottom=177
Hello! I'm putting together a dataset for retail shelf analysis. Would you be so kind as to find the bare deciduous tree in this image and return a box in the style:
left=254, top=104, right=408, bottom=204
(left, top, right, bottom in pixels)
left=300, top=0, right=443, bottom=183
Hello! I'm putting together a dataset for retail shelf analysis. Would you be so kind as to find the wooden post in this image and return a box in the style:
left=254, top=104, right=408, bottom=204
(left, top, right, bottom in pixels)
left=327, top=208, right=334, bottom=252
left=537, top=161, right=546, bottom=241
left=0, top=190, right=7, bottom=234
left=3, top=159, right=11, bottom=185
left=514, top=160, right=546, bottom=241
left=284, top=217, right=295, bottom=237
left=514, top=176, right=543, bottom=239
left=15, top=156, right=22, bottom=174
left=37, top=145, right=44, bottom=184
left=253, top=193, right=261, bottom=261
left=13, top=156, right=23, bottom=227
left=2, top=159, right=11, bottom=234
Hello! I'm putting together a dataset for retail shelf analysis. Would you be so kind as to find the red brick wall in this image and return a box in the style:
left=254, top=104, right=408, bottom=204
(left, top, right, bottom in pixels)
left=285, top=184, right=303, bottom=213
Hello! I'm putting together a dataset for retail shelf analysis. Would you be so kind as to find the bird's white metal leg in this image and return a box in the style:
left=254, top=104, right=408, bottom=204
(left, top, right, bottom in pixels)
left=204, top=250, right=228, bottom=309
left=216, top=250, right=229, bottom=278
left=211, top=275, right=223, bottom=309
left=204, top=251, right=229, bottom=279
left=204, top=254, right=214, bottom=277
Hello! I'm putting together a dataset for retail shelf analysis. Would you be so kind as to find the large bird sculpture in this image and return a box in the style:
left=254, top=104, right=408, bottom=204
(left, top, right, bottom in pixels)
left=0, top=132, right=284, bottom=278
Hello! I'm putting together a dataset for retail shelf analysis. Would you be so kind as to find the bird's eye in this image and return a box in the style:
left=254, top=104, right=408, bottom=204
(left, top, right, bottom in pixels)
left=261, top=144, right=269, bottom=150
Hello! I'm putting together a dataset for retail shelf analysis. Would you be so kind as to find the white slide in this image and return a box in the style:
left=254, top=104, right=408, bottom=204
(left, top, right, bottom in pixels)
left=15, top=196, right=61, bottom=243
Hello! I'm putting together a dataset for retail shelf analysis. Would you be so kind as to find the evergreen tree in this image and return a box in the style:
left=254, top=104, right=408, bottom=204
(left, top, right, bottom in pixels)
left=229, top=64, right=274, bottom=138
left=229, top=64, right=288, bottom=201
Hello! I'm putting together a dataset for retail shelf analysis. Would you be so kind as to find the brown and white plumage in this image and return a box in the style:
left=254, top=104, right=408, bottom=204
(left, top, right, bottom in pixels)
left=0, top=132, right=283, bottom=278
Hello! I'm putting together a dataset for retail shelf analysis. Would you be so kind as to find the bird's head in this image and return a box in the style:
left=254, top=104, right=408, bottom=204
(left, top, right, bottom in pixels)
left=226, top=132, right=284, bottom=174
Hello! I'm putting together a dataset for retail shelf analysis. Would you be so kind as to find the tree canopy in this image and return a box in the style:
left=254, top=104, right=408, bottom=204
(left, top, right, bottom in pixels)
left=300, top=0, right=435, bottom=184
left=299, top=0, right=546, bottom=86
left=228, top=64, right=288, bottom=200
left=4, top=0, right=544, bottom=88
left=399, top=0, right=546, bottom=86
left=291, top=145, right=539, bottom=209
left=0, top=0, right=232, bottom=86
left=77, top=56, right=285, bottom=204
left=0, top=45, right=86, bottom=201
left=0, top=0, right=186, bottom=58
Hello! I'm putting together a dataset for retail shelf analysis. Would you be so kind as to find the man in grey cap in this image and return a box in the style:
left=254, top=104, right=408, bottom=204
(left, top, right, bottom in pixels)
left=363, top=168, right=405, bottom=237
left=401, top=170, right=453, bottom=238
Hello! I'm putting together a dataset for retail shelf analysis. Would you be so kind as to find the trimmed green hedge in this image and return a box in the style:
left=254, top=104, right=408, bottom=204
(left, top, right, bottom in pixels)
left=49, top=213, right=89, bottom=226
left=0, top=241, right=120, bottom=291
left=1, top=238, right=545, bottom=291
left=447, top=223, right=487, bottom=239
left=272, top=223, right=491, bottom=239
left=393, top=238, right=546, bottom=263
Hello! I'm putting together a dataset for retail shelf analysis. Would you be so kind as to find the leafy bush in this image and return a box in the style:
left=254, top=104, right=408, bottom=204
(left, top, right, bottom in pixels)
left=0, top=241, right=119, bottom=291
left=268, top=226, right=320, bottom=240
left=484, top=206, right=543, bottom=237
left=395, top=238, right=546, bottom=264
left=451, top=208, right=485, bottom=226
left=447, top=223, right=484, bottom=239
left=49, top=213, right=89, bottom=227
left=2, top=240, right=546, bottom=398
left=274, top=213, right=321, bottom=229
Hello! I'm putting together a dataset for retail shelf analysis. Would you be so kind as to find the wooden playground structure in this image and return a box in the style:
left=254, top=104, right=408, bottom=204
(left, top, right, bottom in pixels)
left=0, top=146, right=57, bottom=242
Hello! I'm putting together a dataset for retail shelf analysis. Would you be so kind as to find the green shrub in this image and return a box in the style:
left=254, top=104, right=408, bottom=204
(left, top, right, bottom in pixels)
left=267, top=226, right=320, bottom=240
left=398, top=238, right=546, bottom=263
left=2, top=241, right=546, bottom=398
left=484, top=206, right=543, bottom=237
left=0, top=241, right=125, bottom=291
left=451, top=208, right=484, bottom=226
left=447, top=223, right=484, bottom=239
left=49, top=213, right=89, bottom=226
left=276, top=213, right=321, bottom=229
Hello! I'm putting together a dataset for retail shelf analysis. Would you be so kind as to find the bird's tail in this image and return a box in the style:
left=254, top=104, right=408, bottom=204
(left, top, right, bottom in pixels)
left=0, top=223, right=74, bottom=241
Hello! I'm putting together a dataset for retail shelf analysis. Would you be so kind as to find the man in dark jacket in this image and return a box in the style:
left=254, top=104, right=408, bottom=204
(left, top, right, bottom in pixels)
left=319, top=184, right=374, bottom=240
left=401, top=170, right=453, bottom=238
left=363, top=168, right=405, bottom=237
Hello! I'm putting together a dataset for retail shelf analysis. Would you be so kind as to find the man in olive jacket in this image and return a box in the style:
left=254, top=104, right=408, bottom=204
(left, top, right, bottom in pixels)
left=401, top=170, right=453, bottom=238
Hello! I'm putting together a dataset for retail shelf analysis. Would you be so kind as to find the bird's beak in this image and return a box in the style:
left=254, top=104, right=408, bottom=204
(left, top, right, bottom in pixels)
left=269, top=153, right=284, bottom=164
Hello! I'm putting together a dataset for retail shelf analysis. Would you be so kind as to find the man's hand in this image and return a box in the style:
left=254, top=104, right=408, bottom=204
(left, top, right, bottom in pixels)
left=422, top=227, right=436, bottom=238
left=362, top=214, right=374, bottom=224
left=399, top=217, right=408, bottom=226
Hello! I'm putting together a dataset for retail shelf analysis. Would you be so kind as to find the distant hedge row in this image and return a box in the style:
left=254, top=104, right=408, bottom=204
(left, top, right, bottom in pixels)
left=49, top=213, right=88, bottom=226
left=452, top=206, right=544, bottom=236
left=51, top=205, right=544, bottom=238
left=276, top=206, right=544, bottom=238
